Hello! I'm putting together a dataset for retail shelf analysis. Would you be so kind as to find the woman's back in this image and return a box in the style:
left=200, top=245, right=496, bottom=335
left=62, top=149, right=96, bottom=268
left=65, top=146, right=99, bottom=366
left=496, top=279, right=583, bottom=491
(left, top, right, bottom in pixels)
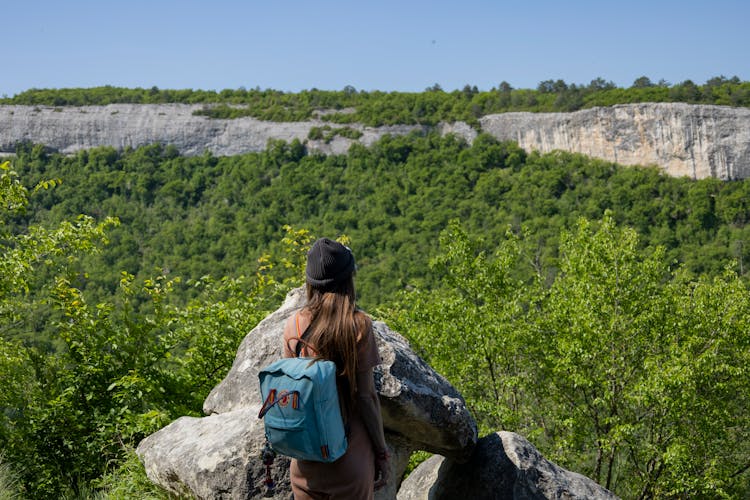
left=283, top=308, right=380, bottom=499
left=280, top=238, right=389, bottom=500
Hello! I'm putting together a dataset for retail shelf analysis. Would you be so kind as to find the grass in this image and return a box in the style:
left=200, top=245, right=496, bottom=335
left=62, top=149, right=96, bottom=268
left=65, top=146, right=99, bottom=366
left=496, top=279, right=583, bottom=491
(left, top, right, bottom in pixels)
left=0, top=455, right=22, bottom=500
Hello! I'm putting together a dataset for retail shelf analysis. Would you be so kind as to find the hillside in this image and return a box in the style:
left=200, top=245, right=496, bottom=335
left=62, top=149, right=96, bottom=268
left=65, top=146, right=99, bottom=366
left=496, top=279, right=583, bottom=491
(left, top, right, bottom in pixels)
left=3, top=139, right=750, bottom=498
left=8, top=131, right=750, bottom=313
left=3, top=93, right=750, bottom=497
left=3, top=80, right=750, bottom=499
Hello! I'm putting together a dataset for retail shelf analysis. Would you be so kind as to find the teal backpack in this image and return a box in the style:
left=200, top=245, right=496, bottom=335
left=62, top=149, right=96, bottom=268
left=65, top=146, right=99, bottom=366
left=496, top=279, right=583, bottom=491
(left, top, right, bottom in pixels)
left=257, top=356, right=348, bottom=462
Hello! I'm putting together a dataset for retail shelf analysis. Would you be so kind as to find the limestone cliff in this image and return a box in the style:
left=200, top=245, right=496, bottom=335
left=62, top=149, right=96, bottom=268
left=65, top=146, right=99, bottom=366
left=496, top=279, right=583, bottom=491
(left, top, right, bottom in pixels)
left=1, top=102, right=748, bottom=179
left=0, top=103, right=425, bottom=157
left=480, top=103, right=750, bottom=180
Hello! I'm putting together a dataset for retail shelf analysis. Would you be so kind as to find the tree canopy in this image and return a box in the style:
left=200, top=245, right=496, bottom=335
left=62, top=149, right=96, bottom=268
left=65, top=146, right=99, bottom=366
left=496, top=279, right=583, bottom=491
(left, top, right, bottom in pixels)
left=9, top=133, right=750, bottom=315
left=385, top=216, right=750, bottom=497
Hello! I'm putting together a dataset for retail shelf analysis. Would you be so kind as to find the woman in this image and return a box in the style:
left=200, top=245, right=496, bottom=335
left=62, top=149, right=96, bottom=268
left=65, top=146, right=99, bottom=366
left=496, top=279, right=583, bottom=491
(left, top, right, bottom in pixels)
left=282, top=238, right=389, bottom=499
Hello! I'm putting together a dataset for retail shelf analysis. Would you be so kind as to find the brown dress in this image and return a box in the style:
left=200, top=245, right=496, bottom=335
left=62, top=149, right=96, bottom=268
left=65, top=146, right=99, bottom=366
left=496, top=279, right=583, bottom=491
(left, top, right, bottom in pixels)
left=282, top=311, right=381, bottom=500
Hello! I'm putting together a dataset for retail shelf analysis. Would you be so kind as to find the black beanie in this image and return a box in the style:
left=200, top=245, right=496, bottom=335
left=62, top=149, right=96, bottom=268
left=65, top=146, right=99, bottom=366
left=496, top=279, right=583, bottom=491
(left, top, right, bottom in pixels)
left=306, top=238, right=355, bottom=289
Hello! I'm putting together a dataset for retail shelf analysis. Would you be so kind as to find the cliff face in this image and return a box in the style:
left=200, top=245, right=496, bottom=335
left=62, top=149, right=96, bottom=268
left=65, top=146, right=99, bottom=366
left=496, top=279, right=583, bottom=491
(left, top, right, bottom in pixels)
left=0, top=103, right=425, bottom=157
left=480, top=103, right=750, bottom=180
left=1, top=102, right=749, bottom=179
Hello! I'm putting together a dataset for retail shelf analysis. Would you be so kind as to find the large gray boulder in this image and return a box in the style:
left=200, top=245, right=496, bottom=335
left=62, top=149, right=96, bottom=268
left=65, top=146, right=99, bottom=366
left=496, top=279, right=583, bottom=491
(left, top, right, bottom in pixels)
left=136, top=409, right=290, bottom=499
left=397, top=431, right=619, bottom=500
left=137, top=288, right=477, bottom=499
left=203, top=287, right=477, bottom=460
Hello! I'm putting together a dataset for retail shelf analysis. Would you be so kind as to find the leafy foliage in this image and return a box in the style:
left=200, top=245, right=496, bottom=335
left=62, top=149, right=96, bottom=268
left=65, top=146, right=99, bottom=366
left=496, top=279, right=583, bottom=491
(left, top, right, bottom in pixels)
left=3, top=122, right=750, bottom=498
left=6, top=268, right=280, bottom=497
left=385, top=216, right=750, bottom=498
left=3, top=76, right=750, bottom=127
left=0, top=160, right=299, bottom=497
left=383, top=220, right=531, bottom=430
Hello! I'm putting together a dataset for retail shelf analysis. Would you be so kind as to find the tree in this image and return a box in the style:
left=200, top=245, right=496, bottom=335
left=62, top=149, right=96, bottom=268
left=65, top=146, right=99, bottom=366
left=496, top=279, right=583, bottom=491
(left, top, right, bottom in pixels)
left=538, top=79, right=568, bottom=94
left=532, top=216, right=670, bottom=491
left=498, top=81, right=513, bottom=93
left=588, top=77, right=616, bottom=91
left=0, top=162, right=118, bottom=496
left=384, top=220, right=532, bottom=431
left=631, top=76, right=655, bottom=88
left=533, top=215, right=749, bottom=497
left=670, top=79, right=701, bottom=103
left=461, top=84, right=479, bottom=99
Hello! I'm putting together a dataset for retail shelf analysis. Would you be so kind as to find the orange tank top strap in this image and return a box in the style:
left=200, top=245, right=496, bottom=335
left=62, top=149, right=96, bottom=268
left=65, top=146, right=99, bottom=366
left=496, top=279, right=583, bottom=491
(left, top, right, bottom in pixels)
left=294, top=311, right=308, bottom=357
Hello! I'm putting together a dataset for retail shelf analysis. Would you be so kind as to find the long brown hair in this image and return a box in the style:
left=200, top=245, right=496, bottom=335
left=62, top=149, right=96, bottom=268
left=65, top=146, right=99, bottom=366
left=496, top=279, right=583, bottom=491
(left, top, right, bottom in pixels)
left=303, top=275, right=369, bottom=406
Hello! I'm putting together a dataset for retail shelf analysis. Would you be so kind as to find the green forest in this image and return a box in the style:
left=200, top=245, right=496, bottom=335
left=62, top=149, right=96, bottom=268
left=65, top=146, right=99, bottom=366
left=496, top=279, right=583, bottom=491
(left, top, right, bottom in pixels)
left=3, top=75, right=749, bottom=126
left=1, top=85, right=750, bottom=498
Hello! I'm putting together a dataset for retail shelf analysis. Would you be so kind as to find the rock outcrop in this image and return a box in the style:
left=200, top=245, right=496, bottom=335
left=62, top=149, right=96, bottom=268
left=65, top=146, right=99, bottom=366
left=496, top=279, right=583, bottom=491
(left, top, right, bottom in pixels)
left=138, top=288, right=619, bottom=498
left=480, top=103, right=750, bottom=180
left=202, top=288, right=477, bottom=460
left=0, top=103, right=424, bottom=157
left=2, top=102, right=749, bottom=179
left=397, top=431, right=618, bottom=500
left=137, top=288, right=478, bottom=499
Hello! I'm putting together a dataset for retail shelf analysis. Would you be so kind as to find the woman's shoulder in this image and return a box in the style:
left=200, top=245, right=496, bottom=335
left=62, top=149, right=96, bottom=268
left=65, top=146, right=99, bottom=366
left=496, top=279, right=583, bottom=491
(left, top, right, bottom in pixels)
left=354, top=309, right=373, bottom=330
left=354, top=310, right=374, bottom=346
left=283, top=308, right=311, bottom=339
left=354, top=310, right=379, bottom=368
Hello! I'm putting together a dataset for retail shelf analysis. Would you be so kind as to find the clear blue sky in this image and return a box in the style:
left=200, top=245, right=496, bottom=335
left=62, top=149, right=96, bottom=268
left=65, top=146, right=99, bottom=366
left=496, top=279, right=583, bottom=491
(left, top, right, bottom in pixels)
left=4, top=0, right=749, bottom=97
